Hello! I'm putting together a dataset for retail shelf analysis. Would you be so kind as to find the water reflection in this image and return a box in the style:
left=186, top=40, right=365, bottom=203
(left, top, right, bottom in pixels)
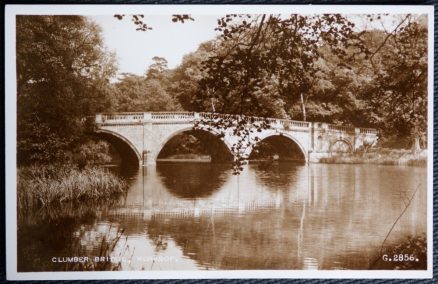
left=250, top=162, right=306, bottom=192
left=156, top=163, right=231, bottom=199
left=144, top=206, right=308, bottom=269
left=18, top=163, right=427, bottom=271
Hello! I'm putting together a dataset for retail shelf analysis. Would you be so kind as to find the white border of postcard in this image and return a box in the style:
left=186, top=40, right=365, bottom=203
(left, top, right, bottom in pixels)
left=5, top=4, right=434, bottom=280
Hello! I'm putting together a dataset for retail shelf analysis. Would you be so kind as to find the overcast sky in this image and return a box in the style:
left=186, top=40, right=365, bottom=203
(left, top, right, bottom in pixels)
left=89, top=14, right=416, bottom=78
left=90, top=15, right=219, bottom=78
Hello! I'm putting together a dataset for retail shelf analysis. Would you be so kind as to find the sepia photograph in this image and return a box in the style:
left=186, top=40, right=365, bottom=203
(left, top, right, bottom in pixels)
left=5, top=4, right=433, bottom=280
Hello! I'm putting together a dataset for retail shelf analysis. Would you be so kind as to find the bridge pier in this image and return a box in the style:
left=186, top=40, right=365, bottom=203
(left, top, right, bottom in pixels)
left=308, top=152, right=331, bottom=163
left=142, top=151, right=157, bottom=166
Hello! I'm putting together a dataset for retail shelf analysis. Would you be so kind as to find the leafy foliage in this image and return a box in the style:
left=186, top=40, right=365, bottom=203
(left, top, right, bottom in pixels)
left=194, top=114, right=270, bottom=174
left=114, top=14, right=193, bottom=31
left=196, top=14, right=360, bottom=118
left=170, top=41, right=217, bottom=111
left=188, top=14, right=361, bottom=173
left=171, top=14, right=194, bottom=23
left=112, top=57, right=181, bottom=112
left=17, top=16, right=117, bottom=164
left=360, top=18, right=428, bottom=149
left=75, top=140, right=112, bottom=168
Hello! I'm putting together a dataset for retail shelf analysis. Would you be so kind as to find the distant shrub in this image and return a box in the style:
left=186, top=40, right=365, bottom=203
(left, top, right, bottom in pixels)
left=73, top=140, right=112, bottom=169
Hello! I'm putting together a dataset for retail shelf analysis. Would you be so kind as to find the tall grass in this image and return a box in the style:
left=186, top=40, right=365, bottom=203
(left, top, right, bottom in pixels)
left=17, top=165, right=127, bottom=212
left=63, top=226, right=127, bottom=271
left=320, top=148, right=427, bottom=166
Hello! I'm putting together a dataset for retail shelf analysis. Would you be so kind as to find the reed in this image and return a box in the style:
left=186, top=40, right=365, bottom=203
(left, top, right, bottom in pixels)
left=369, top=233, right=427, bottom=270
left=63, top=226, right=127, bottom=271
left=17, top=165, right=126, bottom=211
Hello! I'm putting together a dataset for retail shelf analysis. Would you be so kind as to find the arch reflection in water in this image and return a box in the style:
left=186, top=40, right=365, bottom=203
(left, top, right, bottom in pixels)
left=250, top=162, right=306, bottom=192
left=156, top=163, right=232, bottom=199
left=17, top=163, right=427, bottom=271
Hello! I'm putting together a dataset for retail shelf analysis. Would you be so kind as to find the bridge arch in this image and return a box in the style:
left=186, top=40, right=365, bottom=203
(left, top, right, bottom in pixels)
left=153, top=126, right=234, bottom=163
left=247, top=132, right=308, bottom=162
left=95, top=129, right=142, bottom=166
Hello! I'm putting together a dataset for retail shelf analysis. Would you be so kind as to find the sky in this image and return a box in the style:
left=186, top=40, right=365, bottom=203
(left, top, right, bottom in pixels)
left=89, top=14, right=416, bottom=78
left=90, top=15, right=219, bottom=77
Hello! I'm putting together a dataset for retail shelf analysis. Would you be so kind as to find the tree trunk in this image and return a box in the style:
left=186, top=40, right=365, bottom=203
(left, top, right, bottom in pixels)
left=210, top=98, right=216, bottom=112
left=412, top=134, right=421, bottom=155
left=300, top=93, right=307, bottom=121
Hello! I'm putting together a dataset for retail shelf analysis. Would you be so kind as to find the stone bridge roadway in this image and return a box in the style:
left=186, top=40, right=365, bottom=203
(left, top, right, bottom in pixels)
left=93, top=112, right=378, bottom=166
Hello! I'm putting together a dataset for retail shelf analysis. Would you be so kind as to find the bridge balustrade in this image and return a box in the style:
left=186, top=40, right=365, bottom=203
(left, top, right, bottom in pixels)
left=327, top=124, right=355, bottom=133
left=95, top=112, right=377, bottom=136
left=197, top=114, right=311, bottom=130
left=199, top=112, right=229, bottom=120
left=359, top=128, right=378, bottom=135
left=278, top=119, right=311, bottom=129
left=151, top=112, right=195, bottom=120
left=100, top=112, right=144, bottom=122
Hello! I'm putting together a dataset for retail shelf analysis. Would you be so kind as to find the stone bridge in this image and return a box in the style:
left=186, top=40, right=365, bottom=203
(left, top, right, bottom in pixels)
left=93, top=112, right=378, bottom=166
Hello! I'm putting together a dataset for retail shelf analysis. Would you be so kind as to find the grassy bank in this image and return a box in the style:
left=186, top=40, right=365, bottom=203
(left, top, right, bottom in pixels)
left=370, top=234, right=427, bottom=270
left=18, top=165, right=127, bottom=211
left=157, top=154, right=212, bottom=162
left=320, top=148, right=427, bottom=166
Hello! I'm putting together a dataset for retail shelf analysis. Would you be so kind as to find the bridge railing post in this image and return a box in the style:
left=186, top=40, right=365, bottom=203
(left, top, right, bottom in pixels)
left=353, top=128, right=361, bottom=152
left=143, top=112, right=152, bottom=122
left=355, top=128, right=360, bottom=135
left=194, top=112, right=200, bottom=119
left=95, top=114, right=102, bottom=124
left=317, top=123, right=328, bottom=131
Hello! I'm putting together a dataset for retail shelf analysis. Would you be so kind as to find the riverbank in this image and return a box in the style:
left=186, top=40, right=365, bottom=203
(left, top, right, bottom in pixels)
left=320, top=149, right=427, bottom=166
left=370, top=233, right=427, bottom=270
left=17, top=165, right=127, bottom=212
left=157, top=154, right=212, bottom=163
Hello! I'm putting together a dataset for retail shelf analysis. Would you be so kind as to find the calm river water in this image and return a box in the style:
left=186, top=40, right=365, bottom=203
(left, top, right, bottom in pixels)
left=18, top=163, right=427, bottom=271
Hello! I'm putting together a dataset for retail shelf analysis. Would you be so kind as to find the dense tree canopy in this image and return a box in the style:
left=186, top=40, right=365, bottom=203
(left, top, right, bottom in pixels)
left=111, top=56, right=181, bottom=112
left=111, top=72, right=181, bottom=112
left=192, top=14, right=362, bottom=118
left=360, top=18, right=428, bottom=149
left=169, top=14, right=427, bottom=150
left=17, top=16, right=117, bottom=164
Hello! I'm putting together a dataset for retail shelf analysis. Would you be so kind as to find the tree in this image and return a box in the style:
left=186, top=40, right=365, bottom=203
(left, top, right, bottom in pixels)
left=111, top=13, right=427, bottom=171
left=195, top=14, right=359, bottom=119
left=360, top=17, right=427, bottom=150
left=142, top=79, right=181, bottom=111
left=112, top=69, right=181, bottom=112
left=111, top=73, right=149, bottom=111
left=17, top=16, right=117, bottom=164
left=170, top=41, right=217, bottom=110
left=189, top=14, right=361, bottom=174
left=146, top=56, right=169, bottom=79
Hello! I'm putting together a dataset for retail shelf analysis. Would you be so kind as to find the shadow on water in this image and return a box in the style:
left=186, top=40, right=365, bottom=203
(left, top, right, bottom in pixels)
left=104, top=163, right=140, bottom=179
left=17, top=199, right=126, bottom=272
left=156, top=163, right=231, bottom=199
